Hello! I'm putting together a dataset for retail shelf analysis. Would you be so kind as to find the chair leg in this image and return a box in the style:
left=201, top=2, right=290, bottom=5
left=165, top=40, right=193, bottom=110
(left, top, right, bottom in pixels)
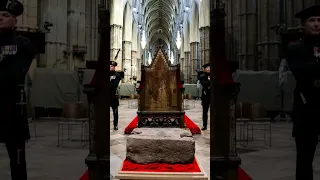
left=251, top=125, right=254, bottom=140
left=67, top=125, right=73, bottom=140
left=263, top=124, right=266, bottom=145
left=246, top=124, right=249, bottom=145
left=57, top=124, right=61, bottom=147
left=33, top=121, right=36, bottom=140
left=269, top=124, right=272, bottom=147
left=81, top=123, right=85, bottom=147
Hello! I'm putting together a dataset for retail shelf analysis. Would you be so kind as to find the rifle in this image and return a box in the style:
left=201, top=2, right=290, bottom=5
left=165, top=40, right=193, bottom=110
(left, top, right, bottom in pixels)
left=114, top=49, right=120, bottom=61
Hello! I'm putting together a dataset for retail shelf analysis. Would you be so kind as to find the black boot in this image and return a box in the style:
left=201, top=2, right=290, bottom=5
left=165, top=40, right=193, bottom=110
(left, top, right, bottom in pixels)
left=202, top=104, right=209, bottom=131
left=112, top=107, right=119, bottom=130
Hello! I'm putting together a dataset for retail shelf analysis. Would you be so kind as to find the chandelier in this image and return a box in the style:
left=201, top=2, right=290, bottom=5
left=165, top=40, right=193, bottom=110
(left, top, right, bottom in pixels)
left=148, top=52, right=152, bottom=65
left=141, top=30, right=146, bottom=49
left=176, top=31, right=182, bottom=50
left=170, top=51, right=175, bottom=64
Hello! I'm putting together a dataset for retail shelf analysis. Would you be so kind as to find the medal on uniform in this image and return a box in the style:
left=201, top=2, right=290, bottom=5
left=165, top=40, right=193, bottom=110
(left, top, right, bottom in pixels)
left=11, top=45, right=17, bottom=55
left=2, top=45, right=17, bottom=55
left=4, top=45, right=10, bottom=55
left=314, top=47, right=320, bottom=63
left=314, top=47, right=320, bottom=57
left=0, top=46, right=4, bottom=63
left=110, top=75, right=116, bottom=81
left=0, top=52, right=3, bottom=63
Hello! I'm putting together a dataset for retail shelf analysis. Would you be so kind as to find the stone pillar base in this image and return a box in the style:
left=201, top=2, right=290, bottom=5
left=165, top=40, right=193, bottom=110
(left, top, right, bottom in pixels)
left=211, top=156, right=241, bottom=180
left=85, top=154, right=110, bottom=180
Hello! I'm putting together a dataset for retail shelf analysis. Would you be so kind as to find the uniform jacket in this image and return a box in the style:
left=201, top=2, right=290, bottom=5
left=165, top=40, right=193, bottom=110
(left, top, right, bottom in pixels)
left=110, top=71, right=122, bottom=107
left=286, top=37, right=320, bottom=136
left=0, top=30, right=36, bottom=143
left=199, top=72, right=210, bottom=105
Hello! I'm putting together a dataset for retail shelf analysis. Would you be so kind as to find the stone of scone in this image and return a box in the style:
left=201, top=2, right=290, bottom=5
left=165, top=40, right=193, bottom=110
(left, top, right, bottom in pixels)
left=126, top=128, right=195, bottom=164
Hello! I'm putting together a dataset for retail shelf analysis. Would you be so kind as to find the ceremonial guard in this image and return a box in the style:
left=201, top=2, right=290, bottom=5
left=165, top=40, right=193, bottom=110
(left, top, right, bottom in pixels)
left=110, top=61, right=122, bottom=130
left=285, top=5, right=320, bottom=180
left=199, top=63, right=210, bottom=130
left=0, top=0, right=37, bottom=179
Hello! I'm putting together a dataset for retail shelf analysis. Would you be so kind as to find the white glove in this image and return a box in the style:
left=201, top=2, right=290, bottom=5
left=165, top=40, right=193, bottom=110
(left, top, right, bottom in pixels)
left=196, top=80, right=201, bottom=89
left=278, top=59, right=288, bottom=88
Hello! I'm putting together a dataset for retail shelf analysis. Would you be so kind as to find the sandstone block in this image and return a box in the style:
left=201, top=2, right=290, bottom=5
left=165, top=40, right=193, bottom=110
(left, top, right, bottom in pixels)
left=126, top=128, right=195, bottom=164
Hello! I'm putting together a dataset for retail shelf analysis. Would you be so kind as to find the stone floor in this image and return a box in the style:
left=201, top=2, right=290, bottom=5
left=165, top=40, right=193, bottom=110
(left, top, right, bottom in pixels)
left=0, top=100, right=319, bottom=180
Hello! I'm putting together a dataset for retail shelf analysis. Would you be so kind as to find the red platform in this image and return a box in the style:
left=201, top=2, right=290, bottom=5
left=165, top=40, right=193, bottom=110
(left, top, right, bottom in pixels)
left=124, top=115, right=201, bottom=134
left=79, top=158, right=252, bottom=180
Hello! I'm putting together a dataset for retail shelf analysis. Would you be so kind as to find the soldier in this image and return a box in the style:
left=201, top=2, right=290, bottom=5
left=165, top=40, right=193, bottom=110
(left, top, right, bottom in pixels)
left=285, top=5, right=320, bottom=180
left=199, top=63, right=210, bottom=130
left=0, top=0, right=37, bottom=179
left=110, top=61, right=122, bottom=130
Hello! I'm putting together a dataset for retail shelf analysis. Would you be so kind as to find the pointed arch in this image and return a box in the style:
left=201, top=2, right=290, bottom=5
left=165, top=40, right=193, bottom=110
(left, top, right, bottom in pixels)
left=183, top=20, right=190, bottom=52
left=199, top=0, right=210, bottom=27
left=111, top=0, right=123, bottom=25
left=190, top=1, right=200, bottom=43
left=132, top=21, right=138, bottom=51
left=123, top=2, right=133, bottom=41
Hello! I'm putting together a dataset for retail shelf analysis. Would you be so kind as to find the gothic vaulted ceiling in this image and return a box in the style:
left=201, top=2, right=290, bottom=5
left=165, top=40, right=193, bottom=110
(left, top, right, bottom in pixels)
left=144, top=0, right=179, bottom=46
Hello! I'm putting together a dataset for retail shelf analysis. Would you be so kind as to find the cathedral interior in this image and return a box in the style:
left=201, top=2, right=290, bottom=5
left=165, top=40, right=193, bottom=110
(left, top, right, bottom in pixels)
left=1, top=0, right=320, bottom=180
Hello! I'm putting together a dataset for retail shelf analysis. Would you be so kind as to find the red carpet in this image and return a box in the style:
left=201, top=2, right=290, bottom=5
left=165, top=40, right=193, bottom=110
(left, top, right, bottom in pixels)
left=124, top=115, right=202, bottom=134
left=79, top=159, right=252, bottom=180
left=122, top=158, right=200, bottom=172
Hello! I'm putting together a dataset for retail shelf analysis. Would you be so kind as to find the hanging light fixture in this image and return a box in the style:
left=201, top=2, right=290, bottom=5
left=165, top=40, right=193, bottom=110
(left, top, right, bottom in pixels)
left=170, top=51, right=175, bottom=64
left=141, top=30, right=146, bottom=49
left=148, top=52, right=152, bottom=65
left=176, top=31, right=182, bottom=50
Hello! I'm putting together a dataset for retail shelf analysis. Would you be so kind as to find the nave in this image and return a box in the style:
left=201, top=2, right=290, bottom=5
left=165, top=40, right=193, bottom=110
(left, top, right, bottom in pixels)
left=0, top=100, right=317, bottom=180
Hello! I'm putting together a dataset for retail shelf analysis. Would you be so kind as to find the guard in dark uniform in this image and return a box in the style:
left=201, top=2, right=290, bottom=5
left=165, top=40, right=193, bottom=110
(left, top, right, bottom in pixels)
left=285, top=5, right=320, bottom=180
left=0, top=1, right=37, bottom=179
left=199, top=63, right=210, bottom=130
left=110, top=61, right=122, bottom=130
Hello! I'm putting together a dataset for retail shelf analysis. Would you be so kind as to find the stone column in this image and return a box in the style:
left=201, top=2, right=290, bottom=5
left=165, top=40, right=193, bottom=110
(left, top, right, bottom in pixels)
left=210, top=2, right=241, bottom=179
left=180, top=57, right=185, bottom=77
left=136, top=58, right=141, bottom=80
left=110, top=24, right=123, bottom=69
left=257, top=0, right=281, bottom=70
left=17, top=0, right=38, bottom=31
left=77, top=0, right=87, bottom=69
left=184, top=51, right=191, bottom=83
left=39, top=0, right=68, bottom=69
left=122, top=41, right=132, bottom=82
left=225, top=0, right=239, bottom=63
left=84, top=6, right=110, bottom=180
left=238, top=0, right=257, bottom=70
left=200, top=27, right=210, bottom=65
left=131, top=51, right=137, bottom=79
left=85, top=0, right=99, bottom=61
left=67, top=0, right=87, bottom=70
left=190, top=42, right=199, bottom=83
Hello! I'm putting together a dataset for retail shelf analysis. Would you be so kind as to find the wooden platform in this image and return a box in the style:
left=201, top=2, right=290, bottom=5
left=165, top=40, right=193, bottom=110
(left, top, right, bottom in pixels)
left=115, top=158, right=208, bottom=180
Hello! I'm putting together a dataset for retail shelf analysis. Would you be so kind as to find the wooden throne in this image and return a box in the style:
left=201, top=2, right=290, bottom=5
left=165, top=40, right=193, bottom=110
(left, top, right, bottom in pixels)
left=136, top=47, right=185, bottom=128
